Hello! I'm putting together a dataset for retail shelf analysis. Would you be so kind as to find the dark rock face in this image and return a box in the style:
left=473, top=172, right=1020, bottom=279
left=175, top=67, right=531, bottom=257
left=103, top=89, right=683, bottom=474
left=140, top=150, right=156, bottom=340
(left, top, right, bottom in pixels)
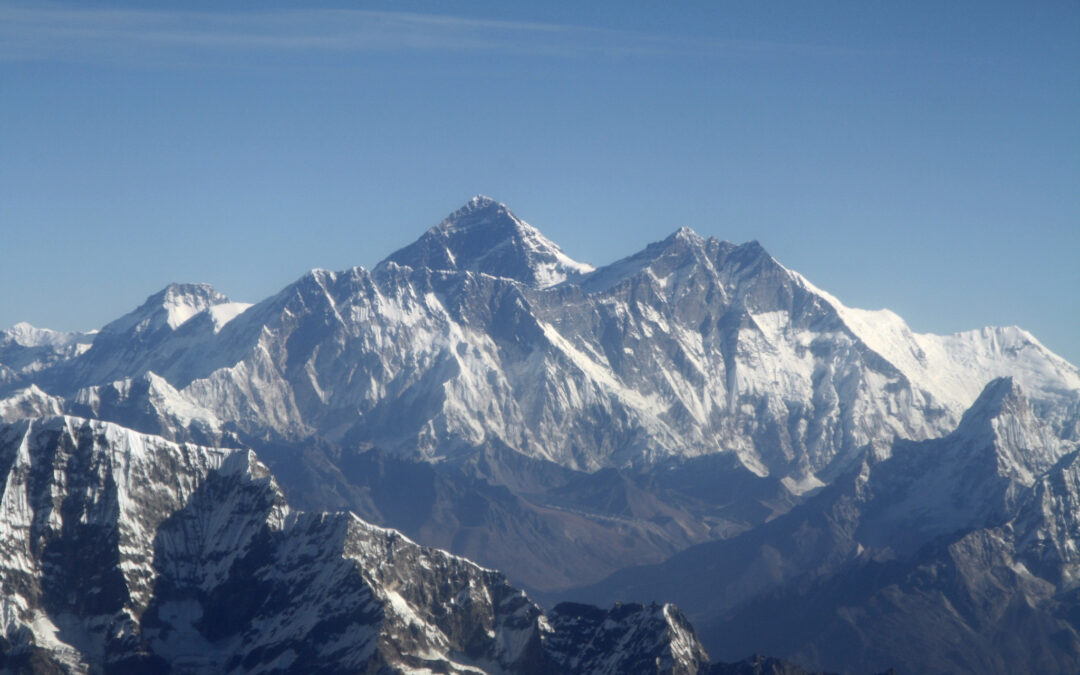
left=706, top=654, right=845, bottom=675
left=545, top=601, right=710, bottom=675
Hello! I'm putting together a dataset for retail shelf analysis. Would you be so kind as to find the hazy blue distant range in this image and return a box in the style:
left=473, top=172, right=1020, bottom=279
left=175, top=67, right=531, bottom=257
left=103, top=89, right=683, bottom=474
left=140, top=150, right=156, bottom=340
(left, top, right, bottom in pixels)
left=2, top=196, right=1078, bottom=673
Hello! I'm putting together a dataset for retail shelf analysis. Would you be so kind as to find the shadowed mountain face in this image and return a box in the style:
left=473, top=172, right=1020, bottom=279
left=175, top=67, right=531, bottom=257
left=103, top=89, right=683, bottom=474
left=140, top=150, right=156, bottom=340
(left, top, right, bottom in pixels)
left=263, top=440, right=796, bottom=594
left=1, top=198, right=1079, bottom=672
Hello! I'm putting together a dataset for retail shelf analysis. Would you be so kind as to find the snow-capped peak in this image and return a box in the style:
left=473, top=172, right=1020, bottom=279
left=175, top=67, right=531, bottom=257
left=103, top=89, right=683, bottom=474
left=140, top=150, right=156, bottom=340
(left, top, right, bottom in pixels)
left=156, top=283, right=232, bottom=329
left=672, top=225, right=705, bottom=244
left=100, top=282, right=232, bottom=336
left=465, top=192, right=498, bottom=210
left=381, top=196, right=593, bottom=288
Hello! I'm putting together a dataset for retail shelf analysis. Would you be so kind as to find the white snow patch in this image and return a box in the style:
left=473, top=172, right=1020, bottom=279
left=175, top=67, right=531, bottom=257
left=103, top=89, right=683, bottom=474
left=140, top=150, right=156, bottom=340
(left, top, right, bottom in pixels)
left=207, top=302, right=252, bottom=332
left=782, top=472, right=826, bottom=496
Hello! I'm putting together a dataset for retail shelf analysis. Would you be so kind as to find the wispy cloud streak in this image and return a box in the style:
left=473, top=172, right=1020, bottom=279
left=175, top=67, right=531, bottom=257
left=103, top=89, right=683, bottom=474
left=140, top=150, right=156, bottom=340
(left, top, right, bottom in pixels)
left=0, top=4, right=879, bottom=67
left=1, top=6, right=672, bottom=63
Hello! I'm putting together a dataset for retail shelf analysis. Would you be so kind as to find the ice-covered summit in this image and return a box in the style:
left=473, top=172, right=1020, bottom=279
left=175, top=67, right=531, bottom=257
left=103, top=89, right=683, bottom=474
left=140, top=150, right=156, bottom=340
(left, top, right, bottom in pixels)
left=382, top=195, right=594, bottom=288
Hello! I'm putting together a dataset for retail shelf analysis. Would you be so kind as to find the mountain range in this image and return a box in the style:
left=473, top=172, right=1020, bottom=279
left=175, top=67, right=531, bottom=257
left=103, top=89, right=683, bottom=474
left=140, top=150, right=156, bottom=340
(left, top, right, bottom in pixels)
left=2, top=196, right=1077, bottom=673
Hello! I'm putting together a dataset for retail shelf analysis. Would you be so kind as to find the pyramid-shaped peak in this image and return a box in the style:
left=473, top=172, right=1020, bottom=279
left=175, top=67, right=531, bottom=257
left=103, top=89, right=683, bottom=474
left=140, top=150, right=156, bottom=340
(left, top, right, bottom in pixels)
left=155, top=281, right=227, bottom=306
left=959, top=377, right=1025, bottom=427
left=947, top=377, right=1029, bottom=445
left=947, top=376, right=1065, bottom=484
left=146, top=283, right=231, bottom=328
left=155, top=281, right=223, bottom=298
left=381, top=197, right=593, bottom=288
left=645, top=226, right=711, bottom=252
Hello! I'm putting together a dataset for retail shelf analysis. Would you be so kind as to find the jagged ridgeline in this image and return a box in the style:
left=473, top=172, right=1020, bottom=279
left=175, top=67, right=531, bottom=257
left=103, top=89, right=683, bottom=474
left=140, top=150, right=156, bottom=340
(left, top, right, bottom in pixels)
left=6, top=197, right=1076, bottom=482
left=2, top=197, right=1079, bottom=673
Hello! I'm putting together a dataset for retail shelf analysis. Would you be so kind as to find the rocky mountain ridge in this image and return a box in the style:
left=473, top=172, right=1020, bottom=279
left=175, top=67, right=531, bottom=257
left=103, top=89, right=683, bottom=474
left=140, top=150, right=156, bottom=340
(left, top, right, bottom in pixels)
left=0, top=415, right=716, bottom=674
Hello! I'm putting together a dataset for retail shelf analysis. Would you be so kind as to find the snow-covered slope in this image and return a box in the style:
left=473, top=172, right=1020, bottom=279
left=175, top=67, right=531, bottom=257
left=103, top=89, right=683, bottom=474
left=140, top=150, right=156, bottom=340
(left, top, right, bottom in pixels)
left=804, top=273, right=1080, bottom=436
left=0, top=416, right=715, bottom=674
left=69, top=372, right=231, bottom=447
left=853, top=376, right=1069, bottom=554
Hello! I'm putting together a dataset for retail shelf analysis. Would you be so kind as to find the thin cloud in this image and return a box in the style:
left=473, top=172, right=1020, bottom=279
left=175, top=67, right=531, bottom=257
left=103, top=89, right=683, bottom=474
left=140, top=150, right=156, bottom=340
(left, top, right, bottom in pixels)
left=0, top=6, right=662, bottom=63
left=0, top=4, right=910, bottom=69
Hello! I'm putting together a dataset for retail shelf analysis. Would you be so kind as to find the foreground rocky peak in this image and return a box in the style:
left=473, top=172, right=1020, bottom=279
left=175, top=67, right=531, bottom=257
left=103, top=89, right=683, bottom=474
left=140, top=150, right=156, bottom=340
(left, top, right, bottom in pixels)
left=382, top=195, right=594, bottom=288
left=0, top=416, right=715, bottom=674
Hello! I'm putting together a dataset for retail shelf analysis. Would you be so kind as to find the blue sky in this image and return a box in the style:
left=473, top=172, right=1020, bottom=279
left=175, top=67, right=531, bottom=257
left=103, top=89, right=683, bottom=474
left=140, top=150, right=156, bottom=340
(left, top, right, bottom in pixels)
left=2, top=2, right=1078, bottom=364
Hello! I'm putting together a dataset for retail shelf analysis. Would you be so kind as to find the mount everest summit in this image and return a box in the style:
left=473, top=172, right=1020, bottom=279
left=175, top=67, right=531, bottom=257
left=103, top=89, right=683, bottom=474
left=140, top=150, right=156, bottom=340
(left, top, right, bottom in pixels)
left=2, top=195, right=1079, bottom=673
